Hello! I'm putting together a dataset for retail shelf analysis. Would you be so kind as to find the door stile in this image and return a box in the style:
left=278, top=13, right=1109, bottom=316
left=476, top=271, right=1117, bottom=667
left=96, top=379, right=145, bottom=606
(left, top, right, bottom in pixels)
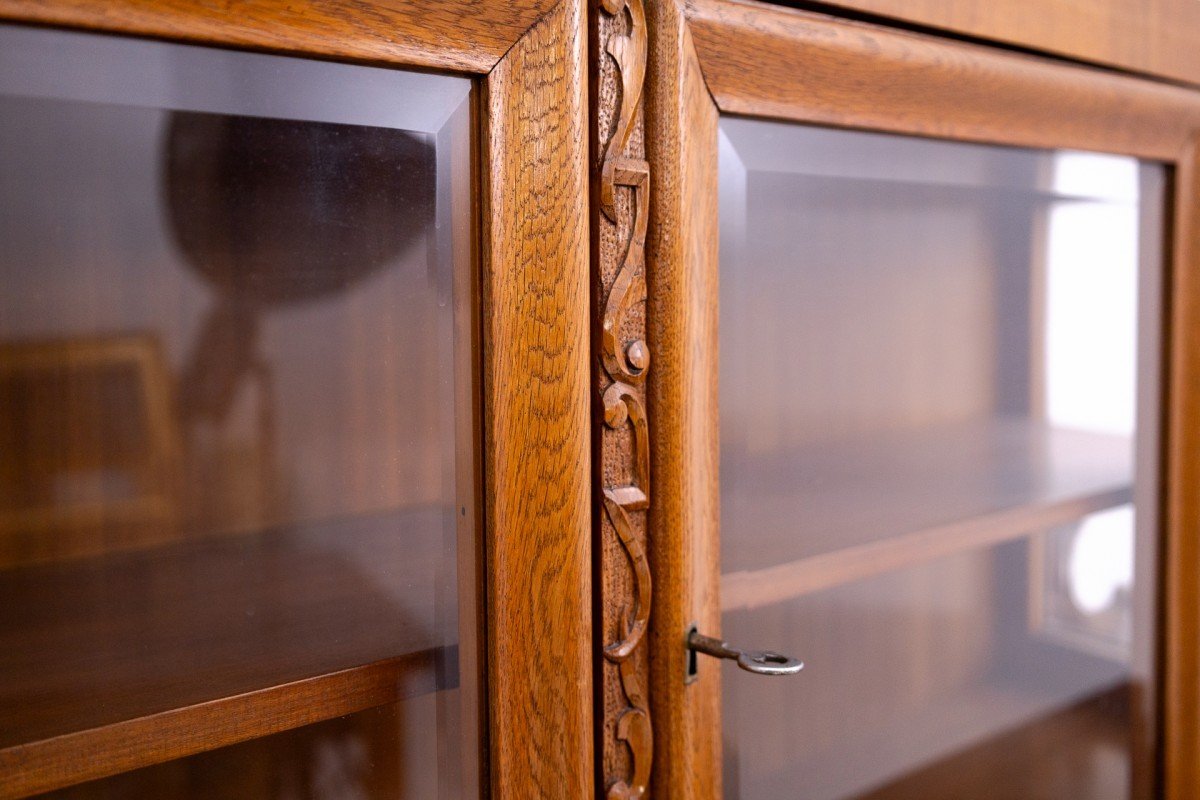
left=1164, top=136, right=1200, bottom=800
left=643, top=1, right=723, bottom=798
left=482, top=0, right=595, bottom=796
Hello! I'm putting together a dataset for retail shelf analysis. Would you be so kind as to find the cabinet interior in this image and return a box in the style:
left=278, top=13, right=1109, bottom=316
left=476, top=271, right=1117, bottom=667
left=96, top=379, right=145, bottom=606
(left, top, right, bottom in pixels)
left=718, top=117, right=1165, bottom=799
left=0, top=26, right=476, bottom=798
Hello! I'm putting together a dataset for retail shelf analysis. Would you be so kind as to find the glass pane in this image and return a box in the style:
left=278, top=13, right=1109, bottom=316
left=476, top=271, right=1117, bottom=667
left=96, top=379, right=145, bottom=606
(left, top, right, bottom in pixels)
left=0, top=25, right=476, bottom=798
left=718, top=117, right=1164, bottom=799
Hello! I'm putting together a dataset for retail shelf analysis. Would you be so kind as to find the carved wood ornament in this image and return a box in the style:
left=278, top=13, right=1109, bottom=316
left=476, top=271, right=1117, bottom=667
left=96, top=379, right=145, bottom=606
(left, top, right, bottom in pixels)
left=593, top=0, right=652, bottom=796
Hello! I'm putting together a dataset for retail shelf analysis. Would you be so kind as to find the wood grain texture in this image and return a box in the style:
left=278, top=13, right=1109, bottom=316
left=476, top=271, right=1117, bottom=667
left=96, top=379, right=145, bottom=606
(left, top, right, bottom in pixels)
left=482, top=0, right=594, bottom=796
left=684, top=0, right=1200, bottom=161
left=643, top=1, right=722, bottom=797
left=809, top=0, right=1200, bottom=90
left=0, top=0, right=555, bottom=73
left=1165, top=137, right=1200, bottom=800
left=592, top=0, right=654, bottom=795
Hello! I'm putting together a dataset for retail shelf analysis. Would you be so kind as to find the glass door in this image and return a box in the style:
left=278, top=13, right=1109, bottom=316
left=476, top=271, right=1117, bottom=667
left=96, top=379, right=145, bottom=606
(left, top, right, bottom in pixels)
left=0, top=25, right=477, bottom=798
left=717, top=117, right=1165, bottom=799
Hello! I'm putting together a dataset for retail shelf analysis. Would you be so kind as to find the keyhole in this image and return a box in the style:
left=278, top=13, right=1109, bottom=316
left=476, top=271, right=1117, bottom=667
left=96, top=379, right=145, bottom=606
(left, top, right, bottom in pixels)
left=685, top=624, right=699, bottom=683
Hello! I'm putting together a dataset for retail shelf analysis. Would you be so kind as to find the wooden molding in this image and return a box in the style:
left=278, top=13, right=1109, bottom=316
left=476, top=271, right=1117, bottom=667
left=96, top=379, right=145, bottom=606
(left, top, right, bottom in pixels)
left=668, top=4, right=1200, bottom=797
left=683, top=0, right=1200, bottom=161
left=482, top=0, right=594, bottom=796
left=805, top=0, right=1200, bottom=91
left=0, top=0, right=557, bottom=73
left=592, top=0, right=654, bottom=796
left=643, top=1, right=723, bottom=798
left=1165, top=136, right=1200, bottom=800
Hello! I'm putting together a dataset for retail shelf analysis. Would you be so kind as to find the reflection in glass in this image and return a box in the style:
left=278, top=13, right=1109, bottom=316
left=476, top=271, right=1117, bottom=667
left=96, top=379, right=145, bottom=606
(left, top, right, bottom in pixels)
left=718, top=118, right=1164, bottom=799
left=0, top=25, right=474, bottom=798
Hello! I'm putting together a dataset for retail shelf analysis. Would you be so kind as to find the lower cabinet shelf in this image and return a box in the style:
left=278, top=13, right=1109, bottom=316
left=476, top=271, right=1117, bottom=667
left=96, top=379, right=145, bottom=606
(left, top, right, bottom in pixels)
left=857, top=683, right=1134, bottom=800
left=0, top=507, right=452, bottom=798
left=728, top=678, right=1137, bottom=800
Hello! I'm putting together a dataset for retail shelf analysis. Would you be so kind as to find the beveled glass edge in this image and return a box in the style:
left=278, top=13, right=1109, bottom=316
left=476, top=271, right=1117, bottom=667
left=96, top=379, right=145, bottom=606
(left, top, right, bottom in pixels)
left=0, top=22, right=470, bottom=133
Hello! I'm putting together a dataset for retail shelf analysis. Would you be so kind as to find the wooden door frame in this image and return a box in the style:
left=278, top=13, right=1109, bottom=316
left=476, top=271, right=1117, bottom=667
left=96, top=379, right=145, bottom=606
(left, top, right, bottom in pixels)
left=0, top=2, right=595, bottom=798
left=640, top=1, right=1200, bottom=797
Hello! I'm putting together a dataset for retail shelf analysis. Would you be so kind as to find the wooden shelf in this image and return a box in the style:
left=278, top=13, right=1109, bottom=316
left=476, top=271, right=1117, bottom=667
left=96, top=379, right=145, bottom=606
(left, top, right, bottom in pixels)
left=855, top=684, right=1133, bottom=799
left=0, top=507, right=453, bottom=798
left=731, top=677, right=1132, bottom=800
left=722, top=419, right=1132, bottom=610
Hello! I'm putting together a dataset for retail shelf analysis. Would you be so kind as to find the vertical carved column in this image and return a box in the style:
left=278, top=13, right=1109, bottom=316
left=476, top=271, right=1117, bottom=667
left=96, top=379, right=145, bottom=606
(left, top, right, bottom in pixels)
left=592, top=0, right=652, bottom=797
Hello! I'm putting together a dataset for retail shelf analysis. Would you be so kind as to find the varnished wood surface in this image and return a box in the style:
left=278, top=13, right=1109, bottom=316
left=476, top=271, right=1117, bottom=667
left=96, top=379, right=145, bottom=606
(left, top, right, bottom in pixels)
left=685, top=0, right=1200, bottom=161
left=481, top=0, right=594, bottom=796
left=643, top=0, right=723, bottom=796
left=39, top=703, right=411, bottom=799
left=1165, top=138, right=1200, bottom=800
left=0, top=509, right=446, bottom=797
left=11, top=662, right=424, bottom=800
left=0, top=0, right=556, bottom=73
left=808, top=0, right=1200, bottom=91
left=592, top=0, right=654, bottom=795
left=721, top=419, right=1133, bottom=608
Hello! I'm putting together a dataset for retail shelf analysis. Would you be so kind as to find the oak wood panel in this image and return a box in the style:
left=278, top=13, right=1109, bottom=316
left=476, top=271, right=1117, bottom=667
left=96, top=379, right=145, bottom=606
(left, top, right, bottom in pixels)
left=481, top=0, right=594, bottom=796
left=0, top=511, right=444, bottom=798
left=643, top=1, right=722, bottom=796
left=1164, top=137, right=1200, bottom=800
left=684, top=0, right=1200, bottom=161
left=810, top=0, right=1200, bottom=91
left=0, top=0, right=555, bottom=73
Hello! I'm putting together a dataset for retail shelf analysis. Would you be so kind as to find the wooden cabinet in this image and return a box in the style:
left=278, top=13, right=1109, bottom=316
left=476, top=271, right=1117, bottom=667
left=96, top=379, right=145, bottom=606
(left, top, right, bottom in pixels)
left=0, top=4, right=592, bottom=799
left=2, top=1, right=1200, bottom=798
left=642, top=3, right=1200, bottom=798
left=717, top=115, right=1164, bottom=799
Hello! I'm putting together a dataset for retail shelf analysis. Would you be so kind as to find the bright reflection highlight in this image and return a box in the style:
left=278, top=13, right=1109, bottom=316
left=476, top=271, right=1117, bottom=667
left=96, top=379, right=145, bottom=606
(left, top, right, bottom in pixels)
left=1068, top=504, right=1135, bottom=615
left=1044, top=153, right=1139, bottom=437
